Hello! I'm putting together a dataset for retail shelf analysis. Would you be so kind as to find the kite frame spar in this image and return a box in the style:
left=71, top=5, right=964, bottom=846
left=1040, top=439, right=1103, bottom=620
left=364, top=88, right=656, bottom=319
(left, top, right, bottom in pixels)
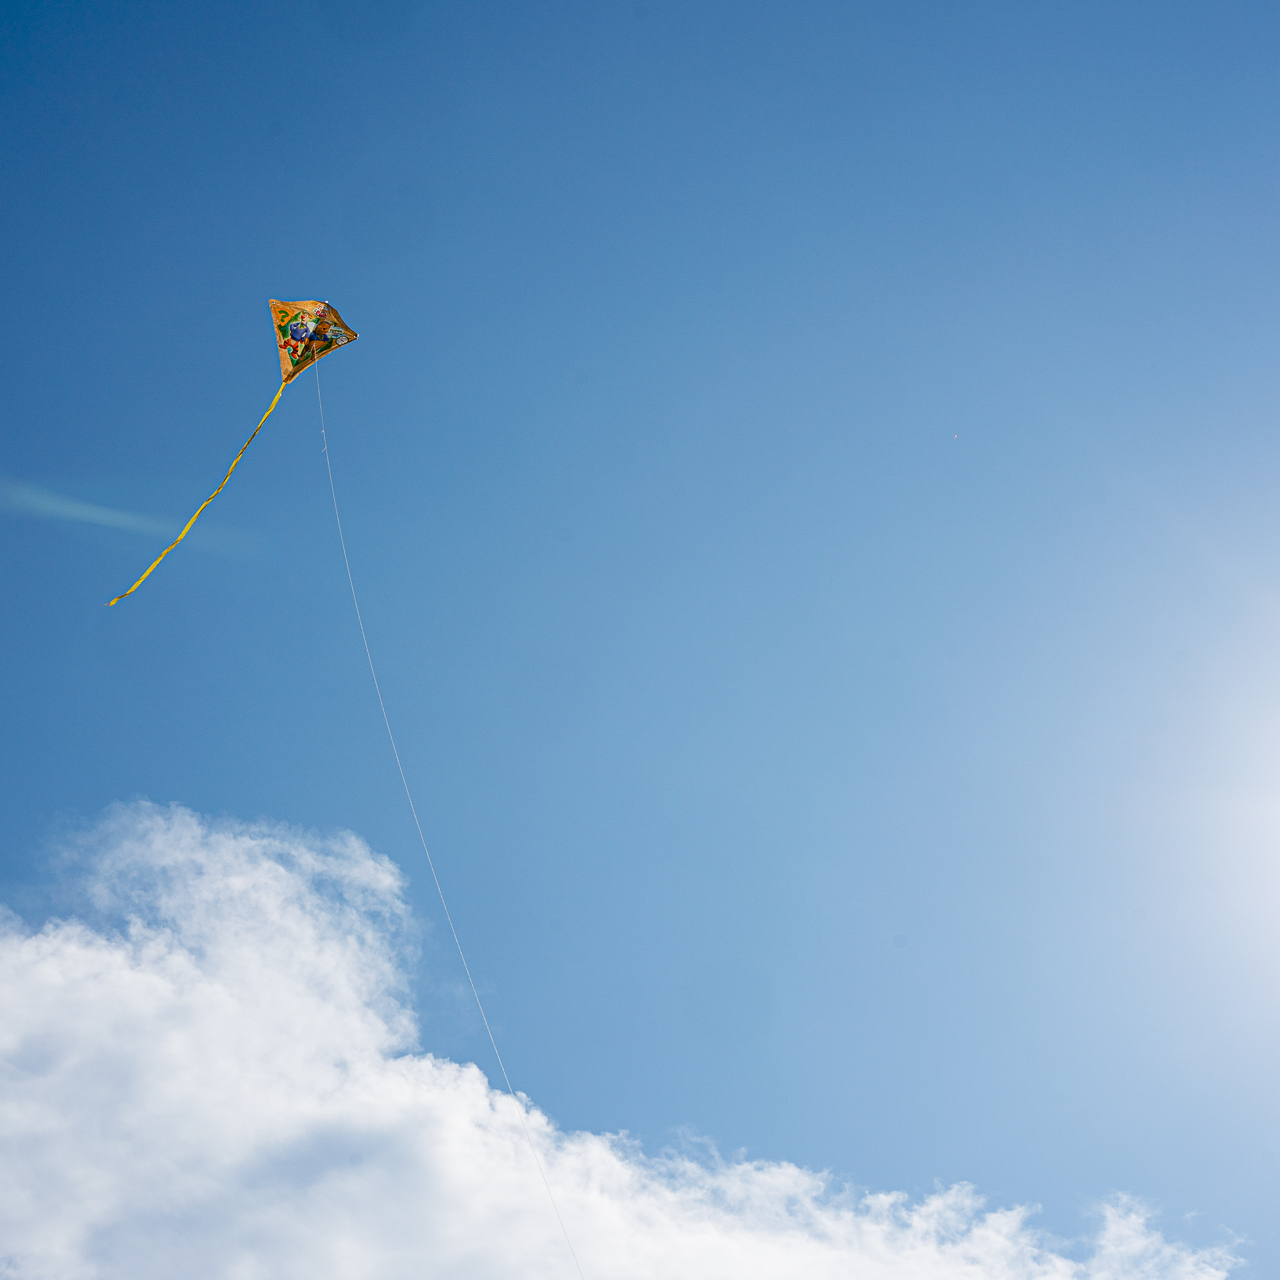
left=106, top=298, right=357, bottom=606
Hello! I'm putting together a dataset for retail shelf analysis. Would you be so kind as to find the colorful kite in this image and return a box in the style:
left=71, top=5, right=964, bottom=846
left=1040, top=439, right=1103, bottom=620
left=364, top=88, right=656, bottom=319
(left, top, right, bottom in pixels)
left=107, top=299, right=357, bottom=605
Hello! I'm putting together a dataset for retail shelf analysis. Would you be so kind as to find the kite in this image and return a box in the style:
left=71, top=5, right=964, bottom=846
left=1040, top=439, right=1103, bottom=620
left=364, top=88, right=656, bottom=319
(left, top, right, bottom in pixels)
left=103, top=294, right=585, bottom=1277
left=106, top=299, right=358, bottom=605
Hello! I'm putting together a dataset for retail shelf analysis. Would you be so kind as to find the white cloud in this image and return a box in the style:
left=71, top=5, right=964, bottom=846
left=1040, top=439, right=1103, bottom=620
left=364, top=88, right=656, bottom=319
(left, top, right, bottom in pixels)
left=0, top=803, right=1238, bottom=1279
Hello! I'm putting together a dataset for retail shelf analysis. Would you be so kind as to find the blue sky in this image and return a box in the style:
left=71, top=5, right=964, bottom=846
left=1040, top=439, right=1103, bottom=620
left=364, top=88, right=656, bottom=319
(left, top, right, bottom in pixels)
left=3, top=2, right=1280, bottom=1273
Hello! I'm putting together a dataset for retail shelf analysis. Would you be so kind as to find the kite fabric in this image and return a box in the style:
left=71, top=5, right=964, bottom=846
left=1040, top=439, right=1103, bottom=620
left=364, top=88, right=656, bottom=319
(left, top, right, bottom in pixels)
left=271, top=299, right=358, bottom=384
left=105, top=299, right=358, bottom=606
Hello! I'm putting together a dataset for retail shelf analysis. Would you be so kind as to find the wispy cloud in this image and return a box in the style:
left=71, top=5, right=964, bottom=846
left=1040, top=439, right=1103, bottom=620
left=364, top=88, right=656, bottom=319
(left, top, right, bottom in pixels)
left=0, top=477, right=266, bottom=556
left=0, top=804, right=1240, bottom=1280
left=0, top=476, right=175, bottom=537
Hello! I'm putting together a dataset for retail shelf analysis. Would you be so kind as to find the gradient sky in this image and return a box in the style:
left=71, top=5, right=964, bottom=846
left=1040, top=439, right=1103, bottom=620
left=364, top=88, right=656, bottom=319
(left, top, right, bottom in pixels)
left=3, top=1, right=1280, bottom=1272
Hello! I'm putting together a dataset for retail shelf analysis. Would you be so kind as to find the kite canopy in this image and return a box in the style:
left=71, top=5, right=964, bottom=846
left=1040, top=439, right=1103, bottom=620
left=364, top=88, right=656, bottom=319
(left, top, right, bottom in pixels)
left=270, top=299, right=358, bottom=384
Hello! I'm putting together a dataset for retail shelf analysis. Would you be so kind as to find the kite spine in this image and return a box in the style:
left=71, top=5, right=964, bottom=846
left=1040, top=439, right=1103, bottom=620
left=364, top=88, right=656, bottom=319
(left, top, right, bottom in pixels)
left=106, top=381, right=286, bottom=606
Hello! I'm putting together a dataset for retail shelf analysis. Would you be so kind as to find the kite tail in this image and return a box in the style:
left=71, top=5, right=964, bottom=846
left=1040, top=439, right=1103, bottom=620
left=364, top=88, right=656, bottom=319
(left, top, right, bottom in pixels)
left=106, top=382, right=286, bottom=606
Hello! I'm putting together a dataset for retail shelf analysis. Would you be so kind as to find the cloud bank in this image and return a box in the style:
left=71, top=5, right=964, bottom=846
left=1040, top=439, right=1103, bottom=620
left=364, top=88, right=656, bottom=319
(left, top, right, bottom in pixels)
left=0, top=804, right=1237, bottom=1279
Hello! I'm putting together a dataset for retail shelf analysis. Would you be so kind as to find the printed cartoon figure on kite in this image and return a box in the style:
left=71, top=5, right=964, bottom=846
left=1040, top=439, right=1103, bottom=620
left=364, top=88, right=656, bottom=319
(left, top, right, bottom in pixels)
left=106, top=298, right=358, bottom=606
left=275, top=302, right=355, bottom=374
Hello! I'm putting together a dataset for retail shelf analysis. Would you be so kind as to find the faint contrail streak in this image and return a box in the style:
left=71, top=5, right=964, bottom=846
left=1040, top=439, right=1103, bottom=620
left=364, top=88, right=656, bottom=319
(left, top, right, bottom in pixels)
left=0, top=477, right=174, bottom=538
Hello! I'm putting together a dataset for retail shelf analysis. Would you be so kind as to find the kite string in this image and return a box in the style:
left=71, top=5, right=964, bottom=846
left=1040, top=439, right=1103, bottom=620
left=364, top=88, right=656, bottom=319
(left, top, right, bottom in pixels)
left=313, top=368, right=586, bottom=1280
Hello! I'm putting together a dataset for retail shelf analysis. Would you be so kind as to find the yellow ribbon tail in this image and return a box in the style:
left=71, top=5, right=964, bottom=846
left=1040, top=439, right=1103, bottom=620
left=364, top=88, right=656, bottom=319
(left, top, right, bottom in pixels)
left=106, top=382, right=287, bottom=606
